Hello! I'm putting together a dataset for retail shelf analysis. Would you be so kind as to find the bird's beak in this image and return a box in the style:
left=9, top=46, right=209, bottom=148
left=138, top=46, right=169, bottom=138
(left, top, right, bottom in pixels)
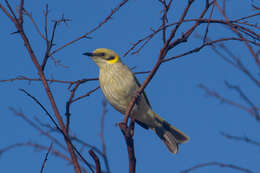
left=83, top=52, right=94, bottom=57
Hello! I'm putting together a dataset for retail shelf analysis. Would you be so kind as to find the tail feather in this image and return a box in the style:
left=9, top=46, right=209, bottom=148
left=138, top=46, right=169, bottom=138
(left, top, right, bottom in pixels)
left=153, top=113, right=189, bottom=154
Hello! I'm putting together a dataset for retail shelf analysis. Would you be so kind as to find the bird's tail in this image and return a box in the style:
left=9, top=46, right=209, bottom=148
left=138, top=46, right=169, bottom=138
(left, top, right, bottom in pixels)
left=152, top=113, right=189, bottom=154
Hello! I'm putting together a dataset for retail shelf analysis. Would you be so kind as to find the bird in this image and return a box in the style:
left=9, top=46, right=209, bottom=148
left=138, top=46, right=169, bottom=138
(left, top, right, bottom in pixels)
left=83, top=48, right=189, bottom=154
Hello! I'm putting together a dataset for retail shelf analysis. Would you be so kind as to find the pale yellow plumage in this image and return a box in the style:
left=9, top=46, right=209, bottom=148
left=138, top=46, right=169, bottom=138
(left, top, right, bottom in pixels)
left=83, top=48, right=189, bottom=154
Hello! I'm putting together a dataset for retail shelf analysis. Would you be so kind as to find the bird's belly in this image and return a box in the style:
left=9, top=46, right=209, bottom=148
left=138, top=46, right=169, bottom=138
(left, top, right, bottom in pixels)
left=100, top=75, right=136, bottom=114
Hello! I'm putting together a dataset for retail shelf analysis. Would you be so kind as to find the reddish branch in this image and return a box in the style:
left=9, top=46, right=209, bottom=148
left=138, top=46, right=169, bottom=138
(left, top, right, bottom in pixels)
left=0, top=142, right=70, bottom=162
left=23, top=9, right=46, bottom=40
left=88, top=150, right=101, bottom=173
left=71, top=137, right=110, bottom=173
left=198, top=84, right=260, bottom=121
left=119, top=120, right=136, bottom=173
left=49, top=0, right=129, bottom=56
left=0, top=2, right=82, bottom=171
left=65, top=82, right=99, bottom=132
left=9, top=107, right=67, bottom=150
left=10, top=106, right=108, bottom=173
left=124, top=13, right=260, bottom=57
left=18, top=89, right=94, bottom=172
left=1, top=0, right=259, bottom=173
left=214, top=0, right=260, bottom=67
left=162, top=37, right=258, bottom=63
left=119, top=1, right=215, bottom=172
left=224, top=81, right=260, bottom=122
left=220, top=132, right=260, bottom=147
left=0, top=76, right=97, bottom=84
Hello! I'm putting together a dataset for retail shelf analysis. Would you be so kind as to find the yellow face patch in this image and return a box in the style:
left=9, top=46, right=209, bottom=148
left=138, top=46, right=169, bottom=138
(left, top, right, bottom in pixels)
left=107, top=55, right=119, bottom=64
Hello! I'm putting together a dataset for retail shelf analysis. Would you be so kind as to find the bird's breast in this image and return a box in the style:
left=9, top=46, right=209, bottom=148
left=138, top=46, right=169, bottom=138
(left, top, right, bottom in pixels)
left=99, top=64, right=137, bottom=113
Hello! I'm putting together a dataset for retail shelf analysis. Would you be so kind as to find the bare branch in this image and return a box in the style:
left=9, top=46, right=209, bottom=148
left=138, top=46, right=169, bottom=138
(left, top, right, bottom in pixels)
left=214, top=0, right=260, bottom=67
left=0, top=142, right=70, bottom=162
left=0, top=75, right=98, bottom=85
left=220, top=132, right=260, bottom=147
left=163, top=37, right=259, bottom=63
left=71, top=136, right=110, bottom=173
left=8, top=107, right=66, bottom=150
left=18, top=0, right=24, bottom=25
left=19, top=88, right=94, bottom=173
left=88, top=150, right=101, bottom=173
left=42, top=15, right=72, bottom=71
left=40, top=143, right=53, bottom=173
left=224, top=81, right=260, bottom=122
left=50, top=0, right=129, bottom=56
left=99, top=99, right=110, bottom=173
left=119, top=119, right=136, bottom=173
left=198, top=84, right=260, bottom=121
left=23, top=9, right=46, bottom=40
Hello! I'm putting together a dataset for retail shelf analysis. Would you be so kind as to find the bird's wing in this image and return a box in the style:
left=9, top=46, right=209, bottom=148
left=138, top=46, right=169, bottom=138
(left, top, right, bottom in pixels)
left=133, top=75, right=152, bottom=108
left=133, top=75, right=151, bottom=129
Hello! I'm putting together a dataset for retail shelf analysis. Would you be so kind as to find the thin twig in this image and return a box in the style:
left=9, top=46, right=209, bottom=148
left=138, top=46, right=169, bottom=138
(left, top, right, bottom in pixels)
left=8, top=107, right=66, bottom=150
left=220, top=132, right=260, bottom=147
left=224, top=81, right=260, bottom=122
left=0, top=142, right=70, bottom=162
left=40, top=143, right=53, bottom=173
left=198, top=84, right=260, bottom=118
left=23, top=9, right=46, bottom=40
left=19, top=88, right=94, bottom=173
left=50, top=0, right=129, bottom=56
left=88, top=150, right=101, bottom=173
left=71, top=136, right=110, bottom=173
left=99, top=99, right=110, bottom=173
left=214, top=0, right=260, bottom=67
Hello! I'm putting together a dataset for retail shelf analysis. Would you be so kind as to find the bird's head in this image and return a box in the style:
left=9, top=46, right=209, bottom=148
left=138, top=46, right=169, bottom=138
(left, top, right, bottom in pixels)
left=83, top=48, right=121, bottom=68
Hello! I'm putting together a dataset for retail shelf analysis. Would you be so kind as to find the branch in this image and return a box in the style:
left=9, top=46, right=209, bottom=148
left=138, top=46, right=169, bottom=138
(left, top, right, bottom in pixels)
left=8, top=107, right=66, bottom=151
left=124, top=12, right=259, bottom=57
left=19, top=89, right=94, bottom=173
left=42, top=15, right=72, bottom=71
left=88, top=150, right=101, bottom=173
left=163, top=37, right=259, bottom=63
left=99, top=99, right=110, bottom=173
left=203, top=37, right=260, bottom=89
left=18, top=0, right=24, bottom=25
left=50, top=0, right=129, bottom=56
left=220, top=132, right=260, bottom=147
left=71, top=136, right=110, bottom=173
left=0, top=142, right=70, bottom=162
left=224, top=81, right=260, bottom=122
left=119, top=119, right=136, bottom=173
left=214, top=0, right=260, bottom=67
left=198, top=84, right=260, bottom=121
left=23, top=9, right=46, bottom=40
left=40, top=143, right=53, bottom=173
left=0, top=3, right=82, bottom=170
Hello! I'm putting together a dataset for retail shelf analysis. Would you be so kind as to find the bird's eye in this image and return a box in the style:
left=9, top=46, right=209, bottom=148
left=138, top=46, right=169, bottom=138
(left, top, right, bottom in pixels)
left=98, top=53, right=105, bottom=56
left=107, top=56, right=115, bottom=60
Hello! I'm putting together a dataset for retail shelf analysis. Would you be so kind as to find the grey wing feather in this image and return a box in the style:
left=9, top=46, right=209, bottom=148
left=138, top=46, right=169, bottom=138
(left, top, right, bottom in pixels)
left=133, top=75, right=151, bottom=130
left=133, top=75, right=152, bottom=108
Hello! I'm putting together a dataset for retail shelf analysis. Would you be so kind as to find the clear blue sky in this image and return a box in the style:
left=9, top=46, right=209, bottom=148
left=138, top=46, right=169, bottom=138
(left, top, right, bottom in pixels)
left=0, top=0, right=259, bottom=173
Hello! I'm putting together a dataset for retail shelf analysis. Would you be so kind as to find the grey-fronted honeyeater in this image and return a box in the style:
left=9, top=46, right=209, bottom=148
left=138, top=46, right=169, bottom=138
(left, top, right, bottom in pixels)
left=83, top=48, right=189, bottom=154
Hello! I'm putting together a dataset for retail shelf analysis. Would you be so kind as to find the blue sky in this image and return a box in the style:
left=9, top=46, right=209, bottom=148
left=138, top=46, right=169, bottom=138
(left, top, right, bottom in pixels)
left=0, top=0, right=259, bottom=173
